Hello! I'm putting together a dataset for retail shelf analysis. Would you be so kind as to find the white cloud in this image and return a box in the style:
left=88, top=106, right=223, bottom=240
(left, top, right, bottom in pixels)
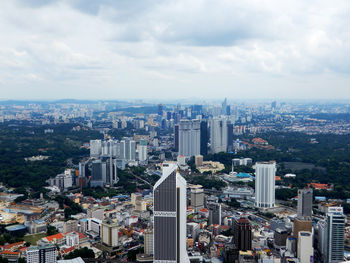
left=0, top=0, right=350, bottom=99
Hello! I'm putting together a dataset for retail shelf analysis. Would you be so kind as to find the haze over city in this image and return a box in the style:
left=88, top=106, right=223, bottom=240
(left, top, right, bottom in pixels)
left=1, top=0, right=350, bottom=100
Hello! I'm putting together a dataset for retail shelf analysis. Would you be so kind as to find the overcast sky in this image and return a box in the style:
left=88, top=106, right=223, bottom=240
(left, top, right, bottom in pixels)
left=1, top=0, right=350, bottom=100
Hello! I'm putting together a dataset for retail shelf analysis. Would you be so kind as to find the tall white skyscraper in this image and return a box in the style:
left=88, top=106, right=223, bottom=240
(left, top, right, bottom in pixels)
left=254, top=161, right=276, bottom=208
left=209, top=117, right=227, bottom=153
left=138, top=139, right=148, bottom=162
left=90, top=139, right=102, bottom=157
left=120, top=138, right=136, bottom=161
left=178, top=119, right=200, bottom=158
left=153, top=163, right=189, bottom=263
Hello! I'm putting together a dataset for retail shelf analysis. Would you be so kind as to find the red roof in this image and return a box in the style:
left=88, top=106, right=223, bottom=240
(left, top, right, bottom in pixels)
left=61, top=246, right=75, bottom=254
left=45, top=233, right=65, bottom=242
left=308, top=183, right=332, bottom=190
left=3, top=242, right=25, bottom=250
left=1, top=251, right=19, bottom=256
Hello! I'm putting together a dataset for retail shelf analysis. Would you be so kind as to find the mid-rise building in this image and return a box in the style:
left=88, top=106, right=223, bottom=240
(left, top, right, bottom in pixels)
left=153, top=163, right=189, bottom=263
left=234, top=217, right=252, bottom=251
left=144, top=228, right=154, bottom=255
left=191, top=187, right=204, bottom=212
left=63, top=220, right=78, bottom=233
left=101, top=220, right=119, bottom=247
left=87, top=207, right=104, bottom=221
left=297, top=231, right=313, bottom=263
left=66, top=232, right=79, bottom=247
left=254, top=161, right=276, bottom=208
left=47, top=172, right=73, bottom=191
left=26, top=245, right=56, bottom=263
left=293, top=217, right=312, bottom=246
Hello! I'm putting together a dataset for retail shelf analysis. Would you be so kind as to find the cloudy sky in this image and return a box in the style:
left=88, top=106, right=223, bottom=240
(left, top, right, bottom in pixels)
left=1, top=0, right=350, bottom=100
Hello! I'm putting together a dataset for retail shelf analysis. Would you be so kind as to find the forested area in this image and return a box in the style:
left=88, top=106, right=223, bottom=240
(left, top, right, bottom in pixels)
left=205, top=132, right=350, bottom=197
left=0, top=123, right=101, bottom=193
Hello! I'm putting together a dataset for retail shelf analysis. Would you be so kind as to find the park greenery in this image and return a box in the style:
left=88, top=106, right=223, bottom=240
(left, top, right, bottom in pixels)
left=0, top=123, right=101, bottom=193
left=204, top=132, right=350, bottom=199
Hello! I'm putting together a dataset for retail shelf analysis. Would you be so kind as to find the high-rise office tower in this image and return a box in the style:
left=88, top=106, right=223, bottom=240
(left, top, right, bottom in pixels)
left=208, top=203, right=222, bottom=226
left=209, top=117, right=227, bottom=153
left=153, top=163, right=189, bottom=263
left=226, top=105, right=231, bottom=115
left=297, top=188, right=313, bottom=218
left=227, top=121, right=233, bottom=152
left=325, top=207, right=345, bottom=263
left=90, top=139, right=102, bottom=157
left=191, top=187, right=204, bottom=213
left=138, top=139, right=148, bottom=162
left=178, top=119, right=200, bottom=158
left=106, top=157, right=118, bottom=185
left=120, top=138, right=136, bottom=161
left=200, top=121, right=208, bottom=155
left=233, top=218, right=252, bottom=251
left=158, top=104, right=163, bottom=116
left=297, top=231, right=313, bottom=263
left=221, top=98, right=227, bottom=115
left=254, top=161, right=276, bottom=208
left=174, top=124, right=179, bottom=152
left=91, top=160, right=103, bottom=187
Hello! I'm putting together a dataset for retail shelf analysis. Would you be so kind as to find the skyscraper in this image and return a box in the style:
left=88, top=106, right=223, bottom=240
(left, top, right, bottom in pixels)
left=234, top=218, right=252, bottom=251
left=208, top=203, right=222, bottom=226
left=120, top=138, right=136, bottom=161
left=158, top=104, right=163, bottom=116
left=90, top=139, right=102, bottom=157
left=325, top=207, right=345, bottom=263
left=297, top=188, right=313, bottom=218
left=178, top=119, right=200, bottom=158
left=174, top=124, right=179, bottom=152
left=91, top=160, right=103, bottom=187
left=153, top=163, right=189, bottom=263
left=254, top=161, right=276, bottom=208
left=227, top=121, right=233, bottom=152
left=209, top=117, right=227, bottom=153
left=138, top=139, right=148, bottom=162
left=221, top=98, right=227, bottom=115
left=200, top=120, right=208, bottom=155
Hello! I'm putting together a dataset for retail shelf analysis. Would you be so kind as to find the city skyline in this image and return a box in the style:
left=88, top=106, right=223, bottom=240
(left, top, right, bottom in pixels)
left=1, top=1, right=350, bottom=100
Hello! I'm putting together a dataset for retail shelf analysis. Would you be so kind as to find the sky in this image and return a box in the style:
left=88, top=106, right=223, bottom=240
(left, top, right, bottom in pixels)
left=1, top=0, right=350, bottom=100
